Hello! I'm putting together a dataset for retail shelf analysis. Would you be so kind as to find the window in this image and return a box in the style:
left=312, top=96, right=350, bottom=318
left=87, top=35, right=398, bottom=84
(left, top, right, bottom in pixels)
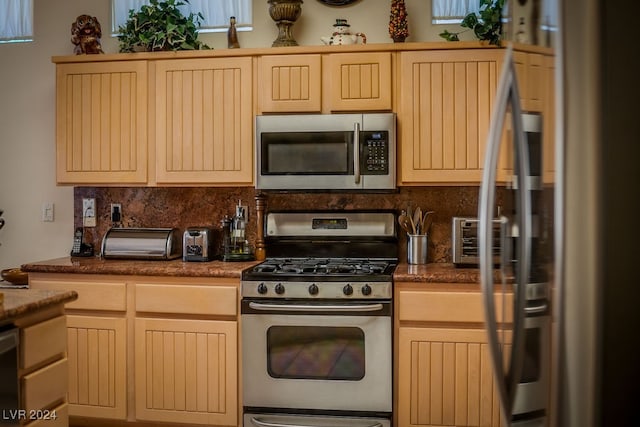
left=0, top=0, right=33, bottom=43
left=111, top=0, right=252, bottom=35
left=432, top=0, right=479, bottom=24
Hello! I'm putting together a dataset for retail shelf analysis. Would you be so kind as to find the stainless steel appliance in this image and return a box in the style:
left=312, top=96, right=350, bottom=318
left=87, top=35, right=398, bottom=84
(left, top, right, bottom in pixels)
left=183, top=227, right=215, bottom=261
left=452, top=216, right=506, bottom=266
left=101, top=227, right=181, bottom=260
left=255, top=113, right=396, bottom=191
left=0, top=327, right=19, bottom=426
left=241, top=211, right=397, bottom=427
left=478, top=46, right=552, bottom=426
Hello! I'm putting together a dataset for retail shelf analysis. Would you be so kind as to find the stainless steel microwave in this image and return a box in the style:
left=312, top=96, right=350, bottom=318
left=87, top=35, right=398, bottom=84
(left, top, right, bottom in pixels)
left=255, top=113, right=396, bottom=191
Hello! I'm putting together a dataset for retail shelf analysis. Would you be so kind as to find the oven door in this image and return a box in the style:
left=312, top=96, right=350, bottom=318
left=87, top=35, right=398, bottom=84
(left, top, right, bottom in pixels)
left=241, top=300, right=392, bottom=413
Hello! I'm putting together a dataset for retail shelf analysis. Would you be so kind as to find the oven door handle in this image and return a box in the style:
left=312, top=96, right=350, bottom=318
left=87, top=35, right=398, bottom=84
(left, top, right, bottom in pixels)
left=248, top=301, right=384, bottom=313
left=250, top=417, right=382, bottom=427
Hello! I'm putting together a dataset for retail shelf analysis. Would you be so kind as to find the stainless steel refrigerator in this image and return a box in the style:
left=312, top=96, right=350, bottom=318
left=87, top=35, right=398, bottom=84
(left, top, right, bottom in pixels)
left=478, top=0, right=640, bottom=426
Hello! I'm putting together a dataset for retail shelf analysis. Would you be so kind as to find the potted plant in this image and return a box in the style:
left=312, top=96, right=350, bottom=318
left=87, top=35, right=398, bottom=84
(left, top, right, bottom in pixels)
left=117, top=0, right=210, bottom=52
left=439, top=0, right=504, bottom=46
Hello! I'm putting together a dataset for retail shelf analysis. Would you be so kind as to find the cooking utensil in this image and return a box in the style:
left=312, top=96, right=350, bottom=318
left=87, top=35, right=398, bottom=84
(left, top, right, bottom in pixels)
left=421, top=211, right=435, bottom=235
left=413, top=207, right=422, bottom=234
left=398, top=211, right=413, bottom=234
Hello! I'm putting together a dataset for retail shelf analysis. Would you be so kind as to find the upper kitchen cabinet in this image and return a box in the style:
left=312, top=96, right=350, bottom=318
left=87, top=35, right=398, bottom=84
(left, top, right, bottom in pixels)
left=258, top=51, right=392, bottom=114
left=55, top=61, right=148, bottom=185
left=153, top=57, right=254, bottom=185
left=258, top=54, right=322, bottom=113
left=398, top=49, right=503, bottom=185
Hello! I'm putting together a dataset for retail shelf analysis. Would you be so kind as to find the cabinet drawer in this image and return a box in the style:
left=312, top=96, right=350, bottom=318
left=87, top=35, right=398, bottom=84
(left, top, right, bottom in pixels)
left=398, top=290, right=513, bottom=323
left=25, top=402, right=68, bottom=427
left=29, top=280, right=126, bottom=311
left=135, top=283, right=237, bottom=316
left=22, top=358, right=68, bottom=413
left=20, top=316, right=67, bottom=370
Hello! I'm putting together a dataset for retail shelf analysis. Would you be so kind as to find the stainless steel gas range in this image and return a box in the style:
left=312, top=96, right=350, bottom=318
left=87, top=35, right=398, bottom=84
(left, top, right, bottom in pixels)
left=241, top=211, right=398, bottom=427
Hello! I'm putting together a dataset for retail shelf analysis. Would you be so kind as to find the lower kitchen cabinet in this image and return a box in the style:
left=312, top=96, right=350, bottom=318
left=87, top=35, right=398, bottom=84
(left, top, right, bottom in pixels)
left=28, top=273, right=241, bottom=427
left=13, top=307, right=70, bottom=427
left=397, top=327, right=505, bottom=427
left=28, top=275, right=128, bottom=421
left=134, top=318, right=237, bottom=425
left=395, top=284, right=512, bottom=427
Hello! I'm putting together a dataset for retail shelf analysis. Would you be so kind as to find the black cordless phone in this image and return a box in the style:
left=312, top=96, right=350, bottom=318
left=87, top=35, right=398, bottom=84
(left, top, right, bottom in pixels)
left=71, top=227, right=94, bottom=257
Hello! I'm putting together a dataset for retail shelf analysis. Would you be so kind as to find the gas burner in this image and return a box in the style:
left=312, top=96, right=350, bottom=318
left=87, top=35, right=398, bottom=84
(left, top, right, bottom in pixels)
left=250, top=258, right=394, bottom=277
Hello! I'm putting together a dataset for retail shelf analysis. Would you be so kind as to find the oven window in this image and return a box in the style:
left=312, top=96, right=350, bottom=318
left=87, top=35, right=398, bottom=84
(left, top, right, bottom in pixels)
left=267, top=326, right=365, bottom=380
left=262, top=132, right=353, bottom=175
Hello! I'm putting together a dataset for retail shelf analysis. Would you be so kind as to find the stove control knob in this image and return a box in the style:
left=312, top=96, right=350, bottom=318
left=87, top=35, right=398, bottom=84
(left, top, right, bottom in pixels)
left=343, top=284, right=353, bottom=296
left=308, top=284, right=319, bottom=296
left=257, top=283, right=268, bottom=295
left=274, top=283, right=285, bottom=295
left=361, top=284, right=372, bottom=296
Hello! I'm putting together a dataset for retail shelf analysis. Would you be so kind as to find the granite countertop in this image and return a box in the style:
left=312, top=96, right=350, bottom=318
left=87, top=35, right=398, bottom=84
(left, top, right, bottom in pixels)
left=0, top=288, right=78, bottom=323
left=22, top=256, right=261, bottom=278
left=22, top=257, right=487, bottom=284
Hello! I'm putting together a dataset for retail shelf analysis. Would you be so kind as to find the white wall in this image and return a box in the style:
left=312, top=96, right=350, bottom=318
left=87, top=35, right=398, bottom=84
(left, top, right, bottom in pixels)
left=0, top=0, right=473, bottom=270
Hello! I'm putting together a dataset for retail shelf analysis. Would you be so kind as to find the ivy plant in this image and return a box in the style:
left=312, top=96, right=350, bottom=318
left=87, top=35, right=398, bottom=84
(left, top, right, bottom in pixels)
left=439, top=0, right=505, bottom=46
left=118, top=0, right=210, bottom=52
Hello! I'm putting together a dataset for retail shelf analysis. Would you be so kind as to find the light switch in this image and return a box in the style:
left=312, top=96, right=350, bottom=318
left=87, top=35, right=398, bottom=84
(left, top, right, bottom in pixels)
left=42, top=202, right=54, bottom=222
left=82, top=198, right=96, bottom=227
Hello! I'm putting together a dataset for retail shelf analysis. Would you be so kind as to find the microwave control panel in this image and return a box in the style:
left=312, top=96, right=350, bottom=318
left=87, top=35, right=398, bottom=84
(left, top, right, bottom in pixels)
left=361, top=131, right=389, bottom=174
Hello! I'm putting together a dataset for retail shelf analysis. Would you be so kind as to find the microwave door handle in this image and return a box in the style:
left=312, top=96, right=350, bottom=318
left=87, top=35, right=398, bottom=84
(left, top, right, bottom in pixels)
left=354, top=122, right=361, bottom=185
left=250, top=418, right=382, bottom=427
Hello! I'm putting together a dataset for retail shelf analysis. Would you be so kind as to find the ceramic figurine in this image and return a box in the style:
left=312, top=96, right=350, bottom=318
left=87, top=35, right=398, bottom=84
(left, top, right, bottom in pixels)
left=321, top=19, right=366, bottom=46
left=71, top=15, right=104, bottom=55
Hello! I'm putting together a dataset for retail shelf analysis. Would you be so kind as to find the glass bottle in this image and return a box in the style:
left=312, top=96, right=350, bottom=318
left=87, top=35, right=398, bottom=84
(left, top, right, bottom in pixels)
left=228, top=16, right=240, bottom=49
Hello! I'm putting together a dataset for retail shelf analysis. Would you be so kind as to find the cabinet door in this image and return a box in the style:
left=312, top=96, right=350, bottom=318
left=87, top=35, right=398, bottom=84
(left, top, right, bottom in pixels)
left=514, top=52, right=544, bottom=112
left=542, top=54, right=556, bottom=185
left=397, top=327, right=508, bottom=427
left=324, top=52, right=392, bottom=112
left=55, top=61, right=148, bottom=184
left=399, top=50, right=503, bottom=184
left=135, top=317, right=238, bottom=426
left=259, top=54, right=322, bottom=113
left=154, top=57, right=253, bottom=185
left=66, top=315, right=127, bottom=420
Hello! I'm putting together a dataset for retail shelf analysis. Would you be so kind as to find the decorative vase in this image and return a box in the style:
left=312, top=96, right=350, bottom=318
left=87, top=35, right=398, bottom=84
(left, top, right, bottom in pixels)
left=268, top=0, right=303, bottom=47
left=393, top=36, right=406, bottom=43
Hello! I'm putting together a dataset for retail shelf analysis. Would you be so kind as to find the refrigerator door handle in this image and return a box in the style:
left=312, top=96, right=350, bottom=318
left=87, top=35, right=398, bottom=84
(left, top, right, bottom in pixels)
left=478, top=44, right=532, bottom=426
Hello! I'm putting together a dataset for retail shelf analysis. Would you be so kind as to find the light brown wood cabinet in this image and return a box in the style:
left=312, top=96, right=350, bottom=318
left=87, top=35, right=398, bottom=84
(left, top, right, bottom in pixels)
left=398, top=49, right=504, bottom=185
left=258, top=51, right=392, bottom=114
left=153, top=57, right=254, bottom=185
left=395, top=284, right=512, bottom=427
left=133, top=282, right=238, bottom=426
left=28, top=273, right=240, bottom=427
left=55, top=61, right=148, bottom=185
left=28, top=276, right=128, bottom=420
left=15, top=309, right=70, bottom=427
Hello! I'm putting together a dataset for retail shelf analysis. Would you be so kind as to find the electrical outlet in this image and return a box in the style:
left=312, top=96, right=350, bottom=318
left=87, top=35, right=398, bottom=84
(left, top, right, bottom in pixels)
left=42, top=202, right=54, bottom=222
left=82, top=198, right=96, bottom=227
left=110, top=203, right=122, bottom=223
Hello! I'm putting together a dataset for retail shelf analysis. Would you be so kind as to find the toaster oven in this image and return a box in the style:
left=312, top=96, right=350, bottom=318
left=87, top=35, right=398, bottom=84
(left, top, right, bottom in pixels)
left=452, top=217, right=507, bottom=266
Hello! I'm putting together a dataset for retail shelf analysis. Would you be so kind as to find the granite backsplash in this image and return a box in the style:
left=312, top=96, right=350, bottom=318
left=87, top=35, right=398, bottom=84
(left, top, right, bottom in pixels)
left=74, top=186, right=495, bottom=263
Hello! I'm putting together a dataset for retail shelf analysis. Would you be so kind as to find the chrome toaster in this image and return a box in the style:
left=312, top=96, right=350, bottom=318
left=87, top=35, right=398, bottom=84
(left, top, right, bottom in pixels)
left=183, top=227, right=215, bottom=262
left=452, top=217, right=505, bottom=266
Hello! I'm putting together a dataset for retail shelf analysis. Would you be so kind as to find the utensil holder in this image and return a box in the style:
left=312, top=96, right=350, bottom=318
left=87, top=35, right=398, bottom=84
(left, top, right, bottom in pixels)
left=407, top=234, right=427, bottom=264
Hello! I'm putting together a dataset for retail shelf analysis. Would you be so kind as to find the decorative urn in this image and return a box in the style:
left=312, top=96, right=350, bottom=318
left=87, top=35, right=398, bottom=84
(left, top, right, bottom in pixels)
left=321, top=19, right=367, bottom=45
